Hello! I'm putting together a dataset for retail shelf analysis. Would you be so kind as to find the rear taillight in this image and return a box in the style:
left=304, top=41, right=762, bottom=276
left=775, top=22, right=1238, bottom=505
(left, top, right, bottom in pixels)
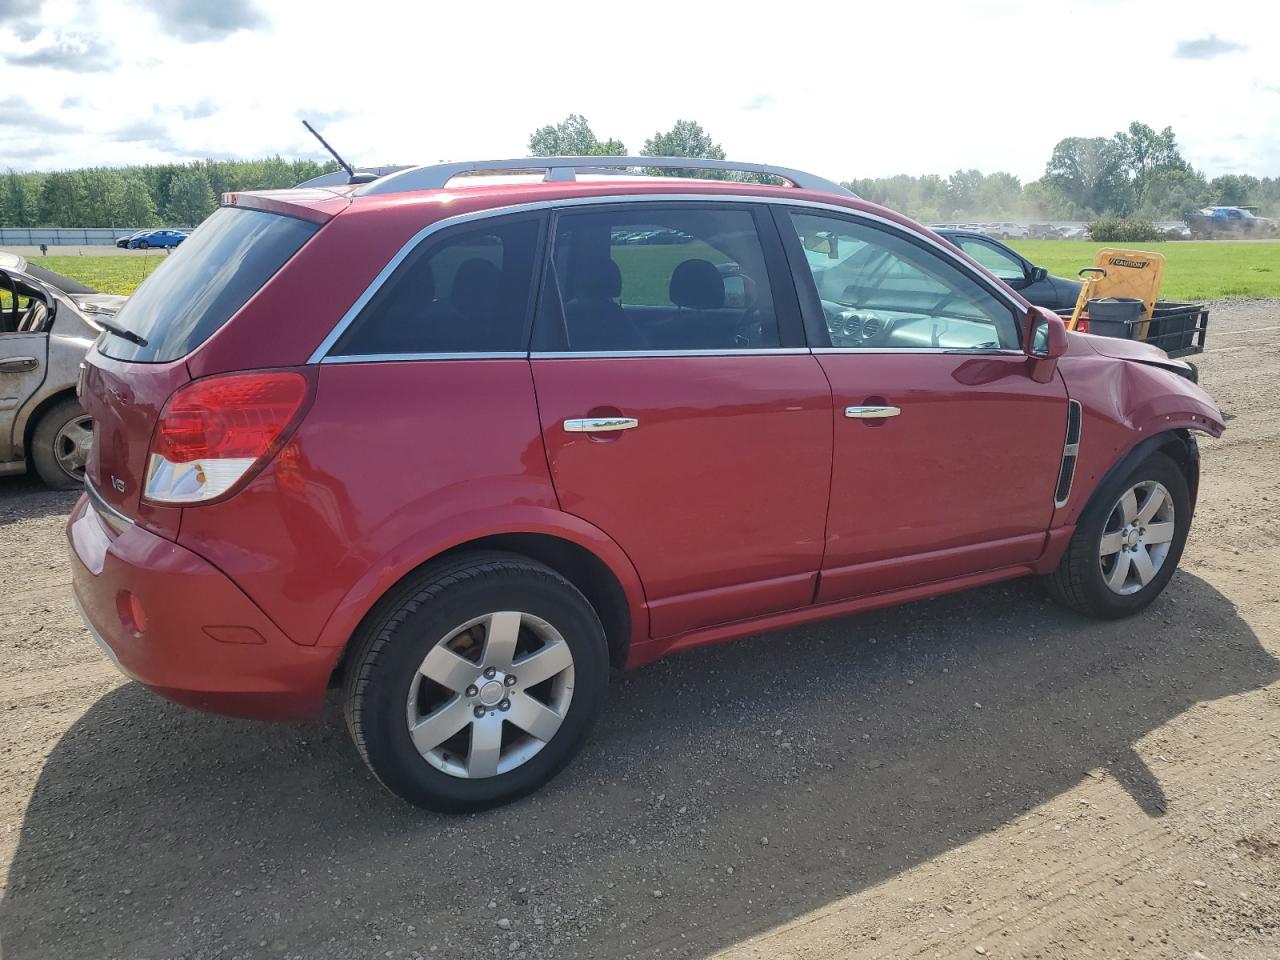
left=144, top=371, right=310, bottom=504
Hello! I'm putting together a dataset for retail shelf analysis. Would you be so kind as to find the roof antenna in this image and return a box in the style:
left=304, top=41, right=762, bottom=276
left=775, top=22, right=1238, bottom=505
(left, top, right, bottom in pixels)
left=302, top=120, right=376, bottom=184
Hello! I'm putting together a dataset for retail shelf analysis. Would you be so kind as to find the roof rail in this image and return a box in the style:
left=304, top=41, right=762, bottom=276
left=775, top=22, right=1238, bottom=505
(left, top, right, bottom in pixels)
left=295, top=165, right=414, bottom=189
left=354, top=156, right=856, bottom=198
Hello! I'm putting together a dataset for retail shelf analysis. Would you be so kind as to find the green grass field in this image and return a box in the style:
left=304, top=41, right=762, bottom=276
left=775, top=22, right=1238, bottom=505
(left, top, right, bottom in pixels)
left=40, top=255, right=166, bottom=296
left=18, top=240, right=1280, bottom=304
left=1008, top=240, right=1280, bottom=301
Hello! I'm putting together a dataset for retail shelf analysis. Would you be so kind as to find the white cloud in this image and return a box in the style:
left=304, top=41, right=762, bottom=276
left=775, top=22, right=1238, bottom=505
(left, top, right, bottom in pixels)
left=0, top=0, right=1277, bottom=182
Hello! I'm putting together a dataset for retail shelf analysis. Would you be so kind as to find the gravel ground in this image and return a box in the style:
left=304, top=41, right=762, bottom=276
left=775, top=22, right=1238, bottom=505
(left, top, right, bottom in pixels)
left=2, top=301, right=1278, bottom=960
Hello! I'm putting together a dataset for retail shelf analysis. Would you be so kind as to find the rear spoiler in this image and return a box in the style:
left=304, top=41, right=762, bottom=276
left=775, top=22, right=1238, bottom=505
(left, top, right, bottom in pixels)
left=221, top=189, right=351, bottom=224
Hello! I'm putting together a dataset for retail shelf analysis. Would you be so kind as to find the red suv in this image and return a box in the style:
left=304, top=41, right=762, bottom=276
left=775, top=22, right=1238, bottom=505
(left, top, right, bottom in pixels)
left=68, top=157, right=1224, bottom=811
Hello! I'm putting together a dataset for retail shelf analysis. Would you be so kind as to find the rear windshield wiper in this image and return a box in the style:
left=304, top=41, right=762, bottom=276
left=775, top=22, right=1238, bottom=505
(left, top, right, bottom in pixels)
left=95, top=317, right=148, bottom=348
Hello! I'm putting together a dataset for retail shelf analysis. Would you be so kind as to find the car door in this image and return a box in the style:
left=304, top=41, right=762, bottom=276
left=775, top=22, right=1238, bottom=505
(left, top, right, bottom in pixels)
left=951, top=234, right=1070, bottom=310
left=0, top=274, right=51, bottom=458
left=530, top=202, right=834, bottom=638
left=778, top=207, right=1069, bottom=602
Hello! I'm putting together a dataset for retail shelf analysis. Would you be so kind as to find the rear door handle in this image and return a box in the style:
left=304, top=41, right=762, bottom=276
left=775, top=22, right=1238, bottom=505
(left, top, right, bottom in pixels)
left=564, top=417, right=639, bottom=433
left=845, top=405, right=900, bottom=419
left=0, top=356, right=38, bottom=373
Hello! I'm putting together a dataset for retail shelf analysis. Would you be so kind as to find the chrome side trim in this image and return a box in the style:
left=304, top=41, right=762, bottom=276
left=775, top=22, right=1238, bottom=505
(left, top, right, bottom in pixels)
left=813, top=347, right=1023, bottom=356
left=321, top=351, right=526, bottom=365
left=84, top=475, right=134, bottom=531
left=564, top=416, right=639, bottom=433
left=531, top=348, right=810, bottom=359
left=307, top=194, right=1028, bottom=364
left=1054, top=399, right=1083, bottom=508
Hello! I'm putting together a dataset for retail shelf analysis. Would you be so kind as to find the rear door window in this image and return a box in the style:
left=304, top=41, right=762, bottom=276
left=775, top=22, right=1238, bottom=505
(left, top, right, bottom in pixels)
left=97, top=207, right=319, bottom=362
left=533, top=206, right=786, bottom=352
left=329, top=215, right=544, bottom=357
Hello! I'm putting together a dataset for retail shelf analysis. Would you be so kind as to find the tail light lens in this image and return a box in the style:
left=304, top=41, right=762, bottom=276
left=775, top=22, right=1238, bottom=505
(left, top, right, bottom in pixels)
left=144, top=371, right=310, bottom=504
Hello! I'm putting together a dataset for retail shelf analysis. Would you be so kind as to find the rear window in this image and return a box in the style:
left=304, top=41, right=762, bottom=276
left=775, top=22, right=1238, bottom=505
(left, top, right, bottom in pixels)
left=98, top=206, right=319, bottom=362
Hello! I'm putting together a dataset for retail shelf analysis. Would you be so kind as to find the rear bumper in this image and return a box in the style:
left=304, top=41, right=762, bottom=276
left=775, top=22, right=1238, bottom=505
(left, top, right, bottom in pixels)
left=66, top=493, right=340, bottom=720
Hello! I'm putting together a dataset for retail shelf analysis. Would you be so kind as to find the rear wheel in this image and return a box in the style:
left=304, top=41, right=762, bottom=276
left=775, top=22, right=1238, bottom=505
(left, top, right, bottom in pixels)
left=31, top=397, right=92, bottom=490
left=343, top=553, right=609, bottom=811
left=137, top=240, right=149, bottom=249
left=1044, top=452, right=1191, bottom=618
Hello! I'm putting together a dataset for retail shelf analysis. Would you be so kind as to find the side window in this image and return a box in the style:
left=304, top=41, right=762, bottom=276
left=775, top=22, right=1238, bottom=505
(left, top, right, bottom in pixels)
left=330, top=215, right=542, bottom=357
left=955, top=238, right=1027, bottom=284
left=533, top=206, right=782, bottom=352
left=788, top=212, right=1020, bottom=351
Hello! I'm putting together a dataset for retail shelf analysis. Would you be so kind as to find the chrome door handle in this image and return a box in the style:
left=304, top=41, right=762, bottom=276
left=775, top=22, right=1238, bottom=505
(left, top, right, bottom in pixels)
left=0, top=356, right=38, bottom=373
left=564, top=417, right=639, bottom=433
left=845, top=405, right=900, bottom=419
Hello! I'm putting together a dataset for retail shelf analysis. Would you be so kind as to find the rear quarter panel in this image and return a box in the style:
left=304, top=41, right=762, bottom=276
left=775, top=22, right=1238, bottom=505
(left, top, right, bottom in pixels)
left=176, top=359, right=648, bottom=652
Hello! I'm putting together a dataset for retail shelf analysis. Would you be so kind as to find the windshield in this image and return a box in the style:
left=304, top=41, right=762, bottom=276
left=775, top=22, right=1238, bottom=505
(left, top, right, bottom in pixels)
left=98, top=206, right=319, bottom=362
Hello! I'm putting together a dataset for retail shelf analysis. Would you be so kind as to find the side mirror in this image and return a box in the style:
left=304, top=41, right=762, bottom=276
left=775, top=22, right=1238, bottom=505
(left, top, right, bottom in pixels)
left=1025, top=307, right=1068, bottom=382
left=1029, top=265, right=1048, bottom=283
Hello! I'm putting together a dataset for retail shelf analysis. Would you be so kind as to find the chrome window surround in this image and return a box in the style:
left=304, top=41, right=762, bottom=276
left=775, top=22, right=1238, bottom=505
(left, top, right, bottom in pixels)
left=308, top=195, right=1029, bottom=365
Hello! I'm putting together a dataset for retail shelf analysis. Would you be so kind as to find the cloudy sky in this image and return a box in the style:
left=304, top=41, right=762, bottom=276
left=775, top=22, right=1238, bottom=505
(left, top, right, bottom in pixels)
left=0, top=0, right=1276, bottom=182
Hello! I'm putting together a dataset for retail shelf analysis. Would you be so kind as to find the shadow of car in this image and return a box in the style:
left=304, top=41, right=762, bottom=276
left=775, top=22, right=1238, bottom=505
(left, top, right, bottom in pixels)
left=2, top=572, right=1274, bottom=958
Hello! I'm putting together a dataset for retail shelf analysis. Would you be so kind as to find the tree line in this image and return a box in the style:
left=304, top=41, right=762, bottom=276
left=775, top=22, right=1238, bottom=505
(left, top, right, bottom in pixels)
left=3, top=118, right=1275, bottom=229
left=532, top=116, right=1280, bottom=222
left=1, top=157, right=338, bottom=229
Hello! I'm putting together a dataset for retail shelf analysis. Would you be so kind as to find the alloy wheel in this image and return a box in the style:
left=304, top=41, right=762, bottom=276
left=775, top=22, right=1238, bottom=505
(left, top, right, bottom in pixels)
left=405, top=611, right=575, bottom=779
left=1098, top=480, right=1176, bottom=595
left=52, top=414, right=93, bottom=482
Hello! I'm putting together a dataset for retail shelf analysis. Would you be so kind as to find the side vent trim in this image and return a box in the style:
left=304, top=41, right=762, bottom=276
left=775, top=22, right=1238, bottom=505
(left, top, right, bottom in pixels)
left=1054, top=400, right=1083, bottom=508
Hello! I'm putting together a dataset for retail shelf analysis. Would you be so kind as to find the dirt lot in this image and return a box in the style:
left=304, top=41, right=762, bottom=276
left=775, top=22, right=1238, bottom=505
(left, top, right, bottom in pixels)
left=2, top=302, right=1279, bottom=960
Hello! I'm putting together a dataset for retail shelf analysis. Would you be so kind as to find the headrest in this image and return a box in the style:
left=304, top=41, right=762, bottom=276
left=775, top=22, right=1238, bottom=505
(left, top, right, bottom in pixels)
left=669, top=258, right=724, bottom=309
left=568, top=256, right=622, bottom=300
left=452, top=258, right=501, bottom=316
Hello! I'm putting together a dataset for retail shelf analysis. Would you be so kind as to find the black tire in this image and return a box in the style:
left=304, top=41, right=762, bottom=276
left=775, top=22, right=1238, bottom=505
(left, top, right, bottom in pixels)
left=1043, top=451, right=1191, bottom=618
left=137, top=240, right=149, bottom=249
left=31, top=396, right=91, bottom=490
left=343, top=552, right=609, bottom=812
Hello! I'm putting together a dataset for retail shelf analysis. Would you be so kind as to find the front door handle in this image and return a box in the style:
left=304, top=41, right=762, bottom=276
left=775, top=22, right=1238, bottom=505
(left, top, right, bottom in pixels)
left=0, top=356, right=38, bottom=373
left=564, top=416, right=639, bottom=433
left=845, top=405, right=900, bottom=419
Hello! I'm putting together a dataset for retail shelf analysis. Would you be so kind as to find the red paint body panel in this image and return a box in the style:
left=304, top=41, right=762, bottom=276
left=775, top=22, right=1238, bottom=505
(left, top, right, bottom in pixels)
left=814, top=354, right=1067, bottom=601
left=177, top=360, right=561, bottom=647
left=67, top=495, right=338, bottom=719
left=530, top=355, right=833, bottom=637
left=628, top=563, right=1035, bottom=669
left=78, top=349, right=187, bottom=540
left=67, top=176, right=1229, bottom=722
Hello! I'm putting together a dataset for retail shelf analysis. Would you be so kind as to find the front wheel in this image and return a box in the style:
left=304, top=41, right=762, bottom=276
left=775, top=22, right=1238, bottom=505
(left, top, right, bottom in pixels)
left=343, top=553, right=609, bottom=812
left=1044, top=451, right=1191, bottom=618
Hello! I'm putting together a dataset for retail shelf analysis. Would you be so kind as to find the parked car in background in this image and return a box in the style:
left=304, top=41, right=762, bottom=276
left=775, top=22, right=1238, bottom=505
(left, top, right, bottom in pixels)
left=122, top=229, right=188, bottom=250
left=1, top=252, right=126, bottom=488
left=935, top=230, right=1082, bottom=310
left=115, top=230, right=146, bottom=248
left=982, top=221, right=1028, bottom=240
left=70, top=156, right=1221, bottom=812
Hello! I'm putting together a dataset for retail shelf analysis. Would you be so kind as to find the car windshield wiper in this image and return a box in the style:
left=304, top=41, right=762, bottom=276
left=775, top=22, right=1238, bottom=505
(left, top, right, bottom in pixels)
left=94, top=317, right=148, bottom=347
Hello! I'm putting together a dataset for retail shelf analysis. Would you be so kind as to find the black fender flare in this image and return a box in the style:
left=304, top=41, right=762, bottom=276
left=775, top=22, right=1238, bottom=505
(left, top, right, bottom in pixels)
left=1088, top=429, right=1201, bottom=524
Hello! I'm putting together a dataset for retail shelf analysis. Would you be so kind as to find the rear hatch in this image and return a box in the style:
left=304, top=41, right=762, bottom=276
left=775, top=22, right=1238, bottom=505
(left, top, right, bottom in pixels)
left=81, top=197, right=331, bottom=534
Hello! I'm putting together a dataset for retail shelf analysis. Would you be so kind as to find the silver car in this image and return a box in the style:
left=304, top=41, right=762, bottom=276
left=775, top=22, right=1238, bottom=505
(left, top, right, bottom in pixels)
left=0, top=253, right=126, bottom=489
